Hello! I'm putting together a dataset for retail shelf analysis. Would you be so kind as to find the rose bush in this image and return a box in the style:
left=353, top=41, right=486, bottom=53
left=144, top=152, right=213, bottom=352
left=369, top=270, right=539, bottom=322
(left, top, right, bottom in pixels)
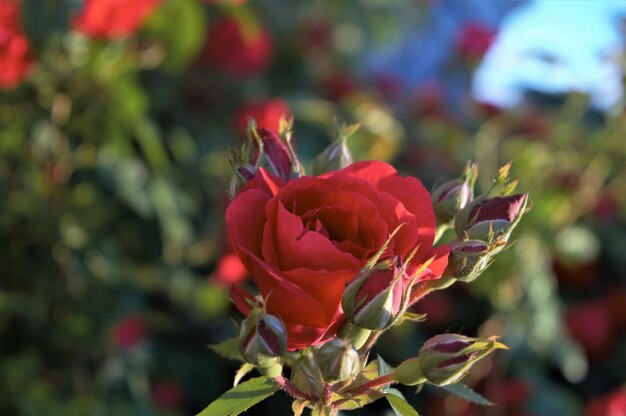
left=226, top=160, right=449, bottom=350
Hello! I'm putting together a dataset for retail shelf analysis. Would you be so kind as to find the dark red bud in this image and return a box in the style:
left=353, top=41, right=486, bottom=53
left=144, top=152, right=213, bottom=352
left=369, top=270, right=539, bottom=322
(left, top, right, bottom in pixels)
left=436, top=352, right=477, bottom=369
left=257, top=319, right=282, bottom=356
left=433, top=339, right=473, bottom=354
left=255, top=128, right=292, bottom=179
left=470, top=194, right=526, bottom=224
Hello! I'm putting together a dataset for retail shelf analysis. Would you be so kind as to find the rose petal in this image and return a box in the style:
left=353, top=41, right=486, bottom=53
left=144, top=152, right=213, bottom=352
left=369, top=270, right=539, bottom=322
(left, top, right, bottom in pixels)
left=226, top=188, right=271, bottom=258
left=301, top=206, right=360, bottom=244
left=230, top=285, right=257, bottom=315
left=237, top=246, right=331, bottom=328
left=283, top=268, right=356, bottom=324
left=284, top=316, right=345, bottom=351
left=329, top=160, right=397, bottom=185
left=378, top=191, right=418, bottom=257
left=267, top=199, right=360, bottom=271
left=241, top=167, right=285, bottom=197
left=408, top=244, right=450, bottom=281
left=379, top=174, right=436, bottom=255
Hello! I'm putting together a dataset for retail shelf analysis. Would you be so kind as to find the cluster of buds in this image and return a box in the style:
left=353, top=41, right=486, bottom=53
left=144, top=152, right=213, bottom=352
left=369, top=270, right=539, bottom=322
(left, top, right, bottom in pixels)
left=434, top=162, right=529, bottom=282
left=216, top=119, right=528, bottom=415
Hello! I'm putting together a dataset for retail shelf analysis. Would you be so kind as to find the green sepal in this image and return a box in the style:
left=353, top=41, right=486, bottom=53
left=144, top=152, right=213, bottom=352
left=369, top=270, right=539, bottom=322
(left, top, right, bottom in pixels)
left=209, top=337, right=244, bottom=362
left=440, top=382, right=494, bottom=406
left=233, top=363, right=255, bottom=386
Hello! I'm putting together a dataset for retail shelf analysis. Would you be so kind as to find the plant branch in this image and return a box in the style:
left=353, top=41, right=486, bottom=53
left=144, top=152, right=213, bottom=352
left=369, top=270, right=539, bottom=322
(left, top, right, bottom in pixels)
left=349, top=374, right=395, bottom=396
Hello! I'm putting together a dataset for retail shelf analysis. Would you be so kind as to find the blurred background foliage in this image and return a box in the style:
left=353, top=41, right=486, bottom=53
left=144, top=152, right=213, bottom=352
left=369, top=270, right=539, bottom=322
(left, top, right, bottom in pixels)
left=1, top=0, right=625, bottom=415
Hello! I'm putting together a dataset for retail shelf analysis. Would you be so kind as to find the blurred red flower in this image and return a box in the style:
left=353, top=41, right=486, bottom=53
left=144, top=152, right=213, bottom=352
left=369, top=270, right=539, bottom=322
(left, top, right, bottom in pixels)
left=0, top=0, right=33, bottom=89
left=455, top=22, right=496, bottom=62
left=151, top=379, right=183, bottom=409
left=586, top=389, right=626, bottom=416
left=566, top=300, right=614, bottom=358
left=205, top=16, right=271, bottom=78
left=322, top=71, right=357, bottom=101
left=111, top=314, right=146, bottom=349
left=213, top=252, right=247, bottom=285
left=72, top=0, right=161, bottom=39
left=235, top=98, right=291, bottom=135
left=488, top=379, right=532, bottom=409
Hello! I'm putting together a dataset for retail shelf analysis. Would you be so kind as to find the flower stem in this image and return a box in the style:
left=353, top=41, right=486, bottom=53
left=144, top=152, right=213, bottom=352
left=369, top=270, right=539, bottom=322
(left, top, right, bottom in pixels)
left=273, top=374, right=316, bottom=402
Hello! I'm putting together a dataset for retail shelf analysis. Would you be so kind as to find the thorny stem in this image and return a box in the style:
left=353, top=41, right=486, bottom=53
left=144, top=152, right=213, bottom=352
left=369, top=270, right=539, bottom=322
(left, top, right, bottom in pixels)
left=273, top=374, right=316, bottom=402
left=322, top=384, right=332, bottom=406
left=349, top=374, right=395, bottom=396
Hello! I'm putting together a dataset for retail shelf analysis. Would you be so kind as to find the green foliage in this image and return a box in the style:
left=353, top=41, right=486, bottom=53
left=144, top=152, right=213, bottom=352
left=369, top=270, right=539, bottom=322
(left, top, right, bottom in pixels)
left=385, top=388, right=420, bottom=416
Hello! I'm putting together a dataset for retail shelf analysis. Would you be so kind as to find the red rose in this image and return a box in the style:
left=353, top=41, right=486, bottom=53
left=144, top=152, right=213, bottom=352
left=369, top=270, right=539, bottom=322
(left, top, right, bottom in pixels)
left=0, top=0, right=32, bottom=89
left=226, top=161, right=449, bottom=350
left=212, top=252, right=247, bottom=285
left=565, top=300, right=614, bottom=358
left=72, top=0, right=161, bottom=39
left=205, top=16, right=271, bottom=78
left=235, top=98, right=291, bottom=135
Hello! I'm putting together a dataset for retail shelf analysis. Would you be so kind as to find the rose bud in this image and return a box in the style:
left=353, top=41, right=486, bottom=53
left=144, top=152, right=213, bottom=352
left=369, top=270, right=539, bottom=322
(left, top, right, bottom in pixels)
left=252, top=128, right=293, bottom=181
left=312, top=137, right=353, bottom=175
left=312, top=123, right=358, bottom=175
left=342, top=257, right=405, bottom=330
left=456, top=193, right=528, bottom=245
left=290, top=352, right=325, bottom=397
left=314, top=338, right=361, bottom=383
left=443, top=239, right=491, bottom=283
left=239, top=309, right=287, bottom=377
left=394, top=334, right=506, bottom=386
left=431, top=163, right=477, bottom=225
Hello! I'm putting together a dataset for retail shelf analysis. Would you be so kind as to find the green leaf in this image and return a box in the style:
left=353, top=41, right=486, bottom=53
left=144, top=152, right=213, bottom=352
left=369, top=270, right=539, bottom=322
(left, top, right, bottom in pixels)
left=385, top=388, right=420, bottom=416
left=209, top=337, right=244, bottom=362
left=441, top=383, right=494, bottom=406
left=377, top=355, right=394, bottom=377
left=233, top=363, right=255, bottom=387
left=196, top=376, right=278, bottom=416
